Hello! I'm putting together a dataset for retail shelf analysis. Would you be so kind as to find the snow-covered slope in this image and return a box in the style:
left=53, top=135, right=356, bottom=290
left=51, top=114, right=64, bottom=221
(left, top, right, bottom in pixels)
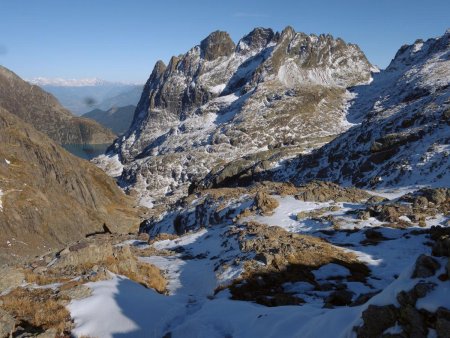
left=274, top=30, right=450, bottom=189
left=67, top=184, right=450, bottom=338
left=97, top=27, right=373, bottom=205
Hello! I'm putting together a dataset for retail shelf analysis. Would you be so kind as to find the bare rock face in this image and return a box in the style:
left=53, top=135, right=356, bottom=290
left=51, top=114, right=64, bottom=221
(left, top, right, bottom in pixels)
left=98, top=26, right=373, bottom=205
left=200, top=31, right=235, bottom=61
left=0, top=107, right=141, bottom=264
left=0, top=66, right=116, bottom=145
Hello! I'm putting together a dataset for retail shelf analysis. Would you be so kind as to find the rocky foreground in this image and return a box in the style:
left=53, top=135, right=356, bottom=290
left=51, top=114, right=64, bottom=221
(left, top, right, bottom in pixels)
left=0, top=183, right=448, bottom=337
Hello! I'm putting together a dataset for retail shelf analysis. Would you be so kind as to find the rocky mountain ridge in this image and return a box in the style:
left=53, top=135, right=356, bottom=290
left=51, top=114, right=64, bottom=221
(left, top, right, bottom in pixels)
left=282, top=29, right=450, bottom=188
left=0, top=66, right=117, bottom=145
left=97, top=26, right=374, bottom=205
left=82, top=105, right=136, bottom=136
left=197, top=30, right=450, bottom=191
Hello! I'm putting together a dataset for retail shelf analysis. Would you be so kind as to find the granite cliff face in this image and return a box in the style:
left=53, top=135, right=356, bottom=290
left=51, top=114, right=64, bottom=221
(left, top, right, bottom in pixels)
left=275, top=30, right=450, bottom=188
left=195, top=31, right=450, bottom=190
left=97, top=27, right=374, bottom=205
left=0, top=66, right=116, bottom=145
left=0, top=106, right=141, bottom=264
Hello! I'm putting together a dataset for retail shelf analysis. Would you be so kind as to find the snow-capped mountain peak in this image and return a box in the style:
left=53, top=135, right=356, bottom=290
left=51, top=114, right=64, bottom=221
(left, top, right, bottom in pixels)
left=95, top=26, right=374, bottom=206
left=27, top=77, right=110, bottom=87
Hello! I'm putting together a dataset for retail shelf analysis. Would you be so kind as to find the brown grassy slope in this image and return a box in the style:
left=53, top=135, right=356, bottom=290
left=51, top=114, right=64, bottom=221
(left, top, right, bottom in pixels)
left=0, top=107, right=141, bottom=264
left=0, top=66, right=116, bottom=144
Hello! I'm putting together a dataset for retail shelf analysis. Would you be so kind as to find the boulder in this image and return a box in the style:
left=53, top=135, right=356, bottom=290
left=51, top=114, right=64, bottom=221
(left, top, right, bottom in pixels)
left=398, top=305, right=427, bottom=338
left=411, top=255, right=440, bottom=278
left=254, top=191, right=279, bottom=215
left=357, top=305, right=398, bottom=338
left=54, top=242, right=114, bottom=268
left=0, top=308, right=15, bottom=338
left=432, top=236, right=450, bottom=257
left=435, top=307, right=450, bottom=338
left=324, top=289, right=354, bottom=307
left=0, top=267, right=24, bottom=293
left=36, top=328, right=58, bottom=338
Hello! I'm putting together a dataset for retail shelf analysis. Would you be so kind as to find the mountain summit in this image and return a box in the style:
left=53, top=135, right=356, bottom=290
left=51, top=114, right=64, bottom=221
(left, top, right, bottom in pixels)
left=274, top=29, right=450, bottom=188
left=97, top=26, right=374, bottom=205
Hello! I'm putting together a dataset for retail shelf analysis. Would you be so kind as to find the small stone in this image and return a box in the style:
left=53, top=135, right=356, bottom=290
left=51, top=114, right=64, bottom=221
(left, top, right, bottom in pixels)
left=364, top=229, right=385, bottom=240
left=397, top=282, right=435, bottom=307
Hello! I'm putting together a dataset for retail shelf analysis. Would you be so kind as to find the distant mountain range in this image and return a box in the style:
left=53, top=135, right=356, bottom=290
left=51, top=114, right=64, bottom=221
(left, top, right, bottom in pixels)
left=28, top=78, right=143, bottom=116
left=28, top=77, right=114, bottom=87
left=0, top=66, right=116, bottom=145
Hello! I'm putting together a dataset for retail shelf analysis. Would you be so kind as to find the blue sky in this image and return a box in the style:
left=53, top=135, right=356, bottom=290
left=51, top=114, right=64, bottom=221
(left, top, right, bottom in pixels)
left=0, top=0, right=448, bottom=83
